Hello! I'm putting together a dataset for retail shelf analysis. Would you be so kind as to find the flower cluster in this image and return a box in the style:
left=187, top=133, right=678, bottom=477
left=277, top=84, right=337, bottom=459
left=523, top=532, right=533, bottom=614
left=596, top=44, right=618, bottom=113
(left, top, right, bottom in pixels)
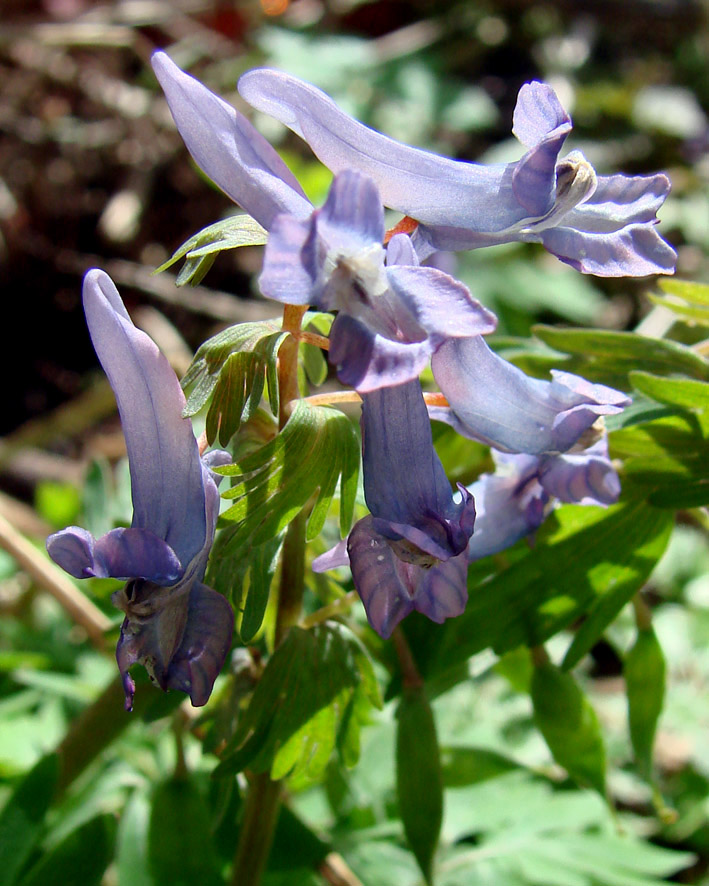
left=47, top=53, right=674, bottom=701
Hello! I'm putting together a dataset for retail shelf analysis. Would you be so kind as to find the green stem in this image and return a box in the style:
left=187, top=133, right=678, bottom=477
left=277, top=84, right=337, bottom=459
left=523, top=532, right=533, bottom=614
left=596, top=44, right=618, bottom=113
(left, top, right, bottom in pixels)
left=229, top=303, right=310, bottom=886
left=275, top=509, right=307, bottom=647
left=229, top=772, right=283, bottom=886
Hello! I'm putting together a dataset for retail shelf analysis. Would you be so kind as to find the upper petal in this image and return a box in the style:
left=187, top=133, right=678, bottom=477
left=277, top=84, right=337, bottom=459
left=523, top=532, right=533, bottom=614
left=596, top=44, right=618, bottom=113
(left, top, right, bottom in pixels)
left=511, top=81, right=572, bottom=216
left=151, top=51, right=311, bottom=230
left=238, top=67, right=517, bottom=230
left=83, top=269, right=209, bottom=570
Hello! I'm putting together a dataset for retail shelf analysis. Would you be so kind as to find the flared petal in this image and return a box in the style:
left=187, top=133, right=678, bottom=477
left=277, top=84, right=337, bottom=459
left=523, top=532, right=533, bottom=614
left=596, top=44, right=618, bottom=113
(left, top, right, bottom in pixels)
left=431, top=336, right=630, bottom=454
left=151, top=52, right=311, bottom=230
left=47, top=525, right=182, bottom=583
left=328, top=313, right=432, bottom=392
left=83, top=270, right=209, bottom=571
left=538, top=438, right=621, bottom=506
left=347, top=517, right=468, bottom=638
left=386, top=265, right=497, bottom=342
left=539, top=223, right=677, bottom=276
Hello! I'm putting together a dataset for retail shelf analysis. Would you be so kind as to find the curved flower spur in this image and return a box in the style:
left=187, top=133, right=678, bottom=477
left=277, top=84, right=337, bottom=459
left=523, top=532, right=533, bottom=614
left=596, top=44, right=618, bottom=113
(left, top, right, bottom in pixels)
left=238, top=69, right=676, bottom=276
left=46, top=270, right=234, bottom=710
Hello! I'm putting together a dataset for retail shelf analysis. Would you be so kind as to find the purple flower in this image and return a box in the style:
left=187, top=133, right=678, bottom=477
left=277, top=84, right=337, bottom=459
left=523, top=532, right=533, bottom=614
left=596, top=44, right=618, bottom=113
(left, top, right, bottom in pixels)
left=467, top=438, right=620, bottom=561
left=314, top=380, right=475, bottom=637
left=430, top=335, right=630, bottom=455
left=46, top=270, right=233, bottom=710
left=151, top=51, right=311, bottom=230
left=238, top=70, right=676, bottom=277
left=260, top=169, right=496, bottom=391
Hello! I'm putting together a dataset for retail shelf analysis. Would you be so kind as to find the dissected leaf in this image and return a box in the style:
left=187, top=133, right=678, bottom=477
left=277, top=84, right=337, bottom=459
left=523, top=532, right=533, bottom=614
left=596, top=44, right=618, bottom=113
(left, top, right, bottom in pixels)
left=427, top=499, right=671, bottom=679
left=182, top=320, right=287, bottom=445
left=532, top=325, right=709, bottom=385
left=154, top=214, right=268, bottom=286
left=629, top=371, right=709, bottom=412
left=18, top=814, right=115, bottom=886
left=215, top=623, right=381, bottom=781
left=218, top=400, right=360, bottom=549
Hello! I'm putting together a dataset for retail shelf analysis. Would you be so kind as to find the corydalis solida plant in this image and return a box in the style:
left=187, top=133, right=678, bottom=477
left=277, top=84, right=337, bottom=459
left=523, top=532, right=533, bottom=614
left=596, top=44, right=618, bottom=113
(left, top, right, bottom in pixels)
left=47, top=54, right=676, bottom=705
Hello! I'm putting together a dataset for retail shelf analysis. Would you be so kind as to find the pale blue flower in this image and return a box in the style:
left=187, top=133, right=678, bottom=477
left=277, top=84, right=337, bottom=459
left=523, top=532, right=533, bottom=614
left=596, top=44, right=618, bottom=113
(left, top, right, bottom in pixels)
left=47, top=270, right=233, bottom=709
left=238, top=70, right=676, bottom=276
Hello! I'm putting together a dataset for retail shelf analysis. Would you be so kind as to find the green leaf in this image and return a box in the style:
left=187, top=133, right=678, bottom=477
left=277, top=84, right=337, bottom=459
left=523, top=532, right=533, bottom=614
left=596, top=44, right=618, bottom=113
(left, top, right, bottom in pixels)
left=532, top=325, right=709, bottom=385
left=18, top=814, right=115, bottom=886
left=396, top=686, right=443, bottom=884
left=218, top=401, right=360, bottom=549
left=625, top=626, right=666, bottom=779
left=561, top=512, right=672, bottom=669
left=182, top=320, right=287, bottom=446
left=440, top=746, right=521, bottom=788
left=148, top=776, right=222, bottom=886
left=428, top=500, right=672, bottom=678
left=531, top=661, right=606, bottom=797
left=239, top=533, right=285, bottom=643
left=629, top=371, right=709, bottom=411
left=652, top=278, right=709, bottom=324
left=116, top=789, right=152, bottom=886
left=154, top=214, right=268, bottom=286
left=0, top=754, right=58, bottom=886
left=610, top=414, right=709, bottom=504
left=659, top=278, right=709, bottom=306
left=215, top=624, right=381, bottom=781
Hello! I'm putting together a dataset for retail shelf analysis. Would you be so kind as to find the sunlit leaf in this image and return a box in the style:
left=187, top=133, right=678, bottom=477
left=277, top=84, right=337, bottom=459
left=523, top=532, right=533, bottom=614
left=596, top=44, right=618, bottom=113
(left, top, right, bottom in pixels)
left=154, top=214, right=268, bottom=286
left=218, top=401, right=360, bottom=548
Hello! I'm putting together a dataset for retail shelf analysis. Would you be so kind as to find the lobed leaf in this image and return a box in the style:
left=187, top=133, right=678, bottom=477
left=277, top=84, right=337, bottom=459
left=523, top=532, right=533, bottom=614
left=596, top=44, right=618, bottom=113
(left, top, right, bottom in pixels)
left=214, top=623, right=382, bottom=781
left=218, top=400, right=360, bottom=549
left=181, top=320, right=286, bottom=445
left=154, top=214, right=268, bottom=287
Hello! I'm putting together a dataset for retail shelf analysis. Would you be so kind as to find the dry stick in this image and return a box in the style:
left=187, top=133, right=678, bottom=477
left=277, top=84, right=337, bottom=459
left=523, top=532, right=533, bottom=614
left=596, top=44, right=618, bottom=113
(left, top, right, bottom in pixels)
left=0, top=512, right=112, bottom=648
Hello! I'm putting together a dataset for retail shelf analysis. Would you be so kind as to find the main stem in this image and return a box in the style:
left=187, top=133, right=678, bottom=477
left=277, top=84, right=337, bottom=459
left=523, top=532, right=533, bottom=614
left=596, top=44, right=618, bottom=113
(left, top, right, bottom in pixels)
left=229, top=304, right=309, bottom=886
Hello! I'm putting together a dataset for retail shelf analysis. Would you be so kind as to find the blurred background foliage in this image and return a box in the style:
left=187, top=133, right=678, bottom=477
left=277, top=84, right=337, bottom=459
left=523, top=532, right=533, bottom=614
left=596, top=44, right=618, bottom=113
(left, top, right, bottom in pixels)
left=1, top=0, right=709, bottom=884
